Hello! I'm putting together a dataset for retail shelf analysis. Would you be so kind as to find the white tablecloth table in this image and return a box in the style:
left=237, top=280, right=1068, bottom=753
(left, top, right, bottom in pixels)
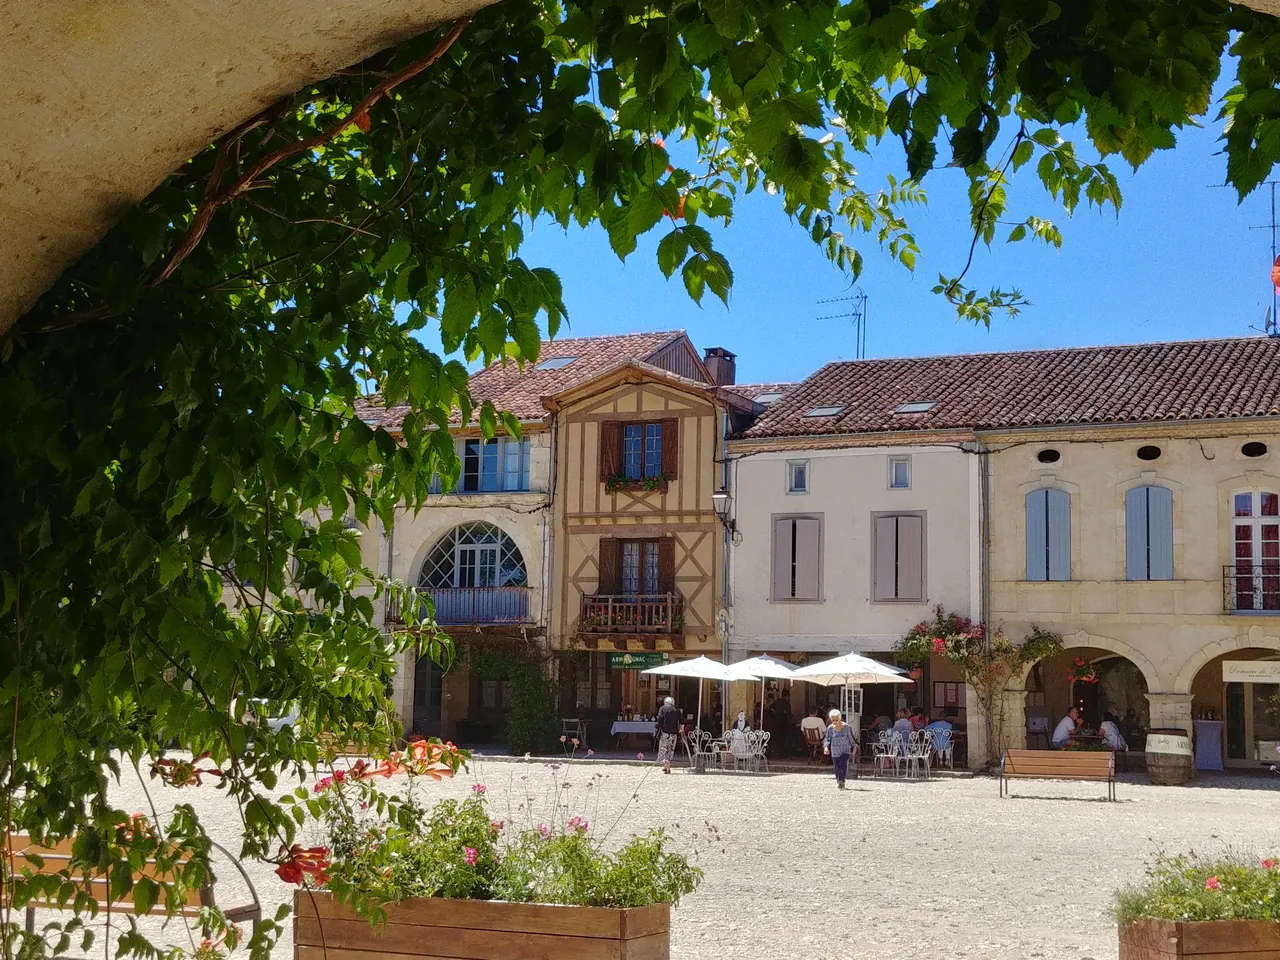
left=611, top=721, right=657, bottom=747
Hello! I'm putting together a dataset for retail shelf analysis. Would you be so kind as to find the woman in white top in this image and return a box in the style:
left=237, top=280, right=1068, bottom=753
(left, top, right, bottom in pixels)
left=1099, top=711, right=1128, bottom=751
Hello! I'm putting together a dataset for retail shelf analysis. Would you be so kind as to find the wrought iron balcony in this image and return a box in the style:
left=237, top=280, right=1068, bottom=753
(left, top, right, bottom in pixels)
left=1224, top=564, right=1280, bottom=613
left=579, top=593, right=684, bottom=634
left=385, top=586, right=531, bottom=626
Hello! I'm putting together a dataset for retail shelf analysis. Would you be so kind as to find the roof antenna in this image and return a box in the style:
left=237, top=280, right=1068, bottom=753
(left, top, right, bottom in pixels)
left=1209, top=180, right=1280, bottom=338
left=1254, top=181, right=1280, bottom=338
left=816, top=287, right=868, bottom=359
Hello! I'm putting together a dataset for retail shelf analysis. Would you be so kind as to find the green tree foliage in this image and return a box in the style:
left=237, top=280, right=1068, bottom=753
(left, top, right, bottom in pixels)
left=1, top=0, right=1277, bottom=955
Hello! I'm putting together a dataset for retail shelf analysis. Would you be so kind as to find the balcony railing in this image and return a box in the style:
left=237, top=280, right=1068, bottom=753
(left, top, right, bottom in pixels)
left=386, top=586, right=531, bottom=626
left=1224, top=565, right=1280, bottom=613
left=579, top=593, right=684, bottom=633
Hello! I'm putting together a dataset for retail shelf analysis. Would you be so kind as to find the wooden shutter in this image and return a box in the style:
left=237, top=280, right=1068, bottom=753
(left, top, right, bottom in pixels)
left=1125, top=486, right=1148, bottom=580
left=1147, top=485, right=1174, bottom=580
left=873, top=515, right=898, bottom=600
left=771, top=518, right=793, bottom=599
left=599, top=421, right=621, bottom=481
left=794, top=517, right=821, bottom=600
left=1025, top=490, right=1048, bottom=581
left=597, top=537, right=620, bottom=594
left=897, top=515, right=924, bottom=601
left=660, top=417, right=679, bottom=479
left=1046, top=488, right=1071, bottom=581
left=657, top=537, right=675, bottom=593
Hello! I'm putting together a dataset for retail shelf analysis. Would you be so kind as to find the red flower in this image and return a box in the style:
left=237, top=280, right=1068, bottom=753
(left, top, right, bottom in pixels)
left=931, top=638, right=947, bottom=654
left=275, top=845, right=331, bottom=886
left=1205, top=876, right=1221, bottom=891
left=1263, top=859, right=1277, bottom=869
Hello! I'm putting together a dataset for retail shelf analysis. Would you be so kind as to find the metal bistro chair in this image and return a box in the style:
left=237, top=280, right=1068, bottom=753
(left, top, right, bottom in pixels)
left=746, top=730, right=771, bottom=773
left=931, top=728, right=955, bottom=770
left=561, top=718, right=586, bottom=749
left=870, top=731, right=900, bottom=778
left=903, top=730, right=934, bottom=780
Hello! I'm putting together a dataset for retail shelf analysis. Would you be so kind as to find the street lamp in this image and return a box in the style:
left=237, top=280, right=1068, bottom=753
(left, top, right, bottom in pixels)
left=711, top=487, right=735, bottom=536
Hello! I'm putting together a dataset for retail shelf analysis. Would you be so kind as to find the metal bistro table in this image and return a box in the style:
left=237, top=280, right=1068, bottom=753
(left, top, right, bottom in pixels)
left=611, top=719, right=658, bottom=751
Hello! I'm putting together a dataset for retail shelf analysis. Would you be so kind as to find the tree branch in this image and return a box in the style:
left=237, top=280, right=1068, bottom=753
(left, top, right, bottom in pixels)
left=152, top=16, right=471, bottom=284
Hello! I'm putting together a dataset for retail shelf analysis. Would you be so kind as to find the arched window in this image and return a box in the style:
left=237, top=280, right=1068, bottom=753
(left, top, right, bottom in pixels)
left=419, top=522, right=527, bottom=589
left=1125, top=486, right=1173, bottom=580
left=1232, top=491, right=1280, bottom=611
left=1025, top=488, right=1071, bottom=581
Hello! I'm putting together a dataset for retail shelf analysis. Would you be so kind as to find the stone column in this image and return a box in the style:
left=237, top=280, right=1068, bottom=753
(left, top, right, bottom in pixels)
left=965, top=681, right=1028, bottom=770
left=1145, top=692, right=1194, bottom=736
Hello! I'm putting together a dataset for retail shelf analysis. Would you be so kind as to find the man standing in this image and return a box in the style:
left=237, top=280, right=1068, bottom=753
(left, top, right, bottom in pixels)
left=656, top=696, right=681, bottom=774
left=772, top=691, right=793, bottom=753
left=1051, top=706, right=1081, bottom=748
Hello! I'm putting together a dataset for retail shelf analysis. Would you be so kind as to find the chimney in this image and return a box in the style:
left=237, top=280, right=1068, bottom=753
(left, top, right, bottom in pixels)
left=703, top=347, right=736, bottom=386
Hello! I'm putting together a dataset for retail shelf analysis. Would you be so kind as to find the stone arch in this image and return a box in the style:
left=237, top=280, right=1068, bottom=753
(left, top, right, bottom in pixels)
left=1172, top=626, right=1280, bottom=694
left=1015, top=630, right=1161, bottom=692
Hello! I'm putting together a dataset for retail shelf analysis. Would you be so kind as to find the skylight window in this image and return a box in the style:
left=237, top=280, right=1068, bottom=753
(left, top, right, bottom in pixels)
left=894, top=401, right=937, bottom=414
left=753, top=391, right=784, bottom=404
left=803, top=405, right=845, bottom=418
left=536, top=356, right=578, bottom=370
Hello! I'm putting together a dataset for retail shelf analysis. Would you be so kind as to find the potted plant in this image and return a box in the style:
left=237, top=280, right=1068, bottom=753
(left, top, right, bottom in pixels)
left=1067, top=657, right=1100, bottom=684
left=284, top=748, right=702, bottom=960
left=1116, top=853, right=1280, bottom=958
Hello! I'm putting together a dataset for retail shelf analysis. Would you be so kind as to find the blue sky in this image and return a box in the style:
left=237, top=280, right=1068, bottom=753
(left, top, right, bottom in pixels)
left=512, top=75, right=1280, bottom=387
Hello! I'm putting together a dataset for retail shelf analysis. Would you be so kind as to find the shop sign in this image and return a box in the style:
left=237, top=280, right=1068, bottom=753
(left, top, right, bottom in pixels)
left=1222, top=660, right=1280, bottom=684
left=608, top=652, right=669, bottom=670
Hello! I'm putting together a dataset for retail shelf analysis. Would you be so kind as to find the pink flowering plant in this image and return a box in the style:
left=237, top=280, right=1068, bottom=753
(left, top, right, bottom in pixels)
left=1115, top=852, right=1280, bottom=922
left=896, top=605, right=1063, bottom=767
left=297, top=761, right=703, bottom=913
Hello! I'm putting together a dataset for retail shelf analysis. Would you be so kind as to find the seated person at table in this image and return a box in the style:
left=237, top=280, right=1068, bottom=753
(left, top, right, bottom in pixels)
left=731, top=710, right=750, bottom=733
left=1051, top=706, right=1081, bottom=748
left=1099, top=711, right=1128, bottom=751
left=923, top=713, right=953, bottom=738
left=891, top=709, right=914, bottom=741
left=800, top=709, right=827, bottom=739
left=866, top=713, right=893, bottom=735
left=909, top=707, right=928, bottom=731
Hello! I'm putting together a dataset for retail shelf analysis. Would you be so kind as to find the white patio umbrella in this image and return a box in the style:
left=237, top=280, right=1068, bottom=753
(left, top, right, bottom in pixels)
left=790, top=652, right=912, bottom=687
left=642, top=656, right=756, bottom=735
left=791, top=653, right=912, bottom=734
left=727, top=655, right=799, bottom=730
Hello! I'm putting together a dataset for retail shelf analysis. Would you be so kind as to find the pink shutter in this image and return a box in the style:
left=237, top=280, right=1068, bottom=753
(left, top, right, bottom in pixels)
left=896, top=515, right=924, bottom=601
left=771, top=518, right=793, bottom=599
left=873, top=516, right=898, bottom=601
left=794, top=517, right=821, bottom=600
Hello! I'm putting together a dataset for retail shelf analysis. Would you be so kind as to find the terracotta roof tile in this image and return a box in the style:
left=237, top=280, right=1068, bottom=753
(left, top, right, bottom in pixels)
left=725, top=382, right=796, bottom=405
left=742, top=337, right=1280, bottom=439
left=355, top=331, right=688, bottom=431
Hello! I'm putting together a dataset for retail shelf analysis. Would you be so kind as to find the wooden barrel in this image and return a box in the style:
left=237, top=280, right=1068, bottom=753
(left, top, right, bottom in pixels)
left=1145, top=728, right=1194, bottom=785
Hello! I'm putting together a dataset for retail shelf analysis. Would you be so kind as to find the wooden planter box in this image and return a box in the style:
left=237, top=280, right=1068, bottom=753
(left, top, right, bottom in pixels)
left=294, top=891, right=670, bottom=960
left=1121, top=919, right=1280, bottom=958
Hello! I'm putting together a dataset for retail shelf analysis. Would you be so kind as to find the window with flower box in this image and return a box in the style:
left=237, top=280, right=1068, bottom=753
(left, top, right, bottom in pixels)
left=599, top=418, right=679, bottom=490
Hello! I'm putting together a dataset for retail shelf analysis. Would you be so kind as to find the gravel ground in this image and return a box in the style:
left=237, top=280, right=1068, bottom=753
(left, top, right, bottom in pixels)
left=75, top=759, right=1280, bottom=960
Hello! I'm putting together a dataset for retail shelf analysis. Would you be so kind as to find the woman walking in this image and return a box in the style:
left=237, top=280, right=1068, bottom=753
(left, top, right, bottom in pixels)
left=822, top=708, right=857, bottom=789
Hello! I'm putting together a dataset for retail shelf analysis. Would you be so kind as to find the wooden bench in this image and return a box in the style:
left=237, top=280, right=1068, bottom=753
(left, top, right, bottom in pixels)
left=3, top=833, right=262, bottom=935
left=1000, top=748, right=1116, bottom=801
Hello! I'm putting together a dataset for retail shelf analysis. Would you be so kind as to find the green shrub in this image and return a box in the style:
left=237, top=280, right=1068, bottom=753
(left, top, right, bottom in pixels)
left=505, top=664, right=558, bottom=756
left=1116, top=852, right=1280, bottom=923
left=492, top=826, right=702, bottom=908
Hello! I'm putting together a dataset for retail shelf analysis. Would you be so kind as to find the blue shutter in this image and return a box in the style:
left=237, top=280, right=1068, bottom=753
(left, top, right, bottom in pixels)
left=1147, top=486, right=1174, bottom=580
left=1046, top=488, right=1071, bottom=581
left=1125, top=486, right=1149, bottom=580
left=1026, top=490, right=1048, bottom=581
